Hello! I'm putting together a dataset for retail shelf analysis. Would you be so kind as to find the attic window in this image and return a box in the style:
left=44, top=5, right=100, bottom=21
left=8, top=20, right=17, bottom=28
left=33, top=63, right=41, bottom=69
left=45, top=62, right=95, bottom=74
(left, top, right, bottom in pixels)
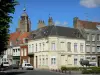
left=32, top=34, right=36, bottom=38
left=43, top=30, right=48, bottom=36
left=23, top=38, right=28, bottom=43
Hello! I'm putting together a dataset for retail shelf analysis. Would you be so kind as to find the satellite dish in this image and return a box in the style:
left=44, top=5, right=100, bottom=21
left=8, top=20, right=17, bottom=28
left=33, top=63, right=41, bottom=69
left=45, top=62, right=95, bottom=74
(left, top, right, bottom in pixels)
left=96, top=25, right=100, bottom=30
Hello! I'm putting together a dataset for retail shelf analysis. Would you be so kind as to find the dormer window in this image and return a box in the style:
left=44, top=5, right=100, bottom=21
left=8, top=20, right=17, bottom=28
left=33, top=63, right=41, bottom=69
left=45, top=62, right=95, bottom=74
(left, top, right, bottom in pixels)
left=32, top=33, right=36, bottom=38
left=10, top=41, right=12, bottom=46
left=73, top=32, right=80, bottom=38
left=23, top=38, right=28, bottom=43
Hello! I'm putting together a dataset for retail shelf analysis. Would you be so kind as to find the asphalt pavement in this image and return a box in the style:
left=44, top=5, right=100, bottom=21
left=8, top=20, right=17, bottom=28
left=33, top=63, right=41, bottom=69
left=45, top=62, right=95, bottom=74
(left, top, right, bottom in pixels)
left=0, top=69, right=99, bottom=75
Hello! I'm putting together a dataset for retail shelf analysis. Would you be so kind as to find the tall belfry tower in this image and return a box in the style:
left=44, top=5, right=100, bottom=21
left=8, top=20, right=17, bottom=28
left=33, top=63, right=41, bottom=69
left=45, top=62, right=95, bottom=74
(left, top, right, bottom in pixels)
left=16, top=6, right=31, bottom=32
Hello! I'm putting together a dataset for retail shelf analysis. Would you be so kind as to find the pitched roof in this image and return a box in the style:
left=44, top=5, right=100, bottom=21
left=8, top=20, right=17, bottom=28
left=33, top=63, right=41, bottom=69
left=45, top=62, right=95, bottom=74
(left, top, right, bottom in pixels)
left=8, top=32, right=30, bottom=47
left=30, top=25, right=84, bottom=40
left=78, top=20, right=100, bottom=29
left=8, top=32, right=21, bottom=46
left=18, top=32, right=30, bottom=44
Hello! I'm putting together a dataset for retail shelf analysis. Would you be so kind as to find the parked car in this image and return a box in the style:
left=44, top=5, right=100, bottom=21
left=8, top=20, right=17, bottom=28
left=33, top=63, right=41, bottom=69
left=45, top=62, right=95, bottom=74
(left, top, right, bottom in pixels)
left=22, top=63, right=33, bottom=70
left=3, top=62, right=10, bottom=68
left=0, top=62, right=10, bottom=71
left=9, top=64, right=19, bottom=69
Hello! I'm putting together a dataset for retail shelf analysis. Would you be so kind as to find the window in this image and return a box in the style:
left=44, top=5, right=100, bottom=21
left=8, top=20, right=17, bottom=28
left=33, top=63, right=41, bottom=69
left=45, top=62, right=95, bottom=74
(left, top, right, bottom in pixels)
left=92, top=57, right=96, bottom=61
left=92, top=34, right=95, bottom=41
left=51, top=58, right=56, bottom=65
left=86, top=45, right=90, bottom=52
left=39, top=43, right=41, bottom=51
left=40, top=58, right=41, bottom=65
left=54, top=58, right=56, bottom=64
left=92, top=46, right=95, bottom=52
left=80, top=43, right=83, bottom=52
left=97, top=34, right=100, bottom=41
left=13, top=49, right=15, bottom=52
left=97, top=46, right=100, bottom=52
left=68, top=55, right=71, bottom=64
left=43, top=58, right=44, bottom=65
left=74, top=43, right=77, bottom=52
left=67, top=42, right=71, bottom=52
left=86, top=56, right=90, bottom=61
left=51, top=43, right=55, bottom=50
left=36, top=43, right=37, bottom=52
left=51, top=58, right=53, bottom=64
left=18, top=49, right=20, bottom=51
left=46, top=55, right=48, bottom=65
left=32, top=44, right=34, bottom=52
left=46, top=58, right=48, bottom=65
left=87, top=33, right=90, bottom=41
left=60, top=42, right=64, bottom=50
left=74, top=58, right=77, bottom=65
left=43, top=42, right=45, bottom=51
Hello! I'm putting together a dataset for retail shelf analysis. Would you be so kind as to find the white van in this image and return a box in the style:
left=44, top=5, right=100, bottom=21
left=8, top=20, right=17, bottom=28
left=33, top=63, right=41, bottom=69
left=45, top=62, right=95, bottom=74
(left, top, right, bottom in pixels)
left=3, top=62, right=10, bottom=67
left=22, top=63, right=33, bottom=70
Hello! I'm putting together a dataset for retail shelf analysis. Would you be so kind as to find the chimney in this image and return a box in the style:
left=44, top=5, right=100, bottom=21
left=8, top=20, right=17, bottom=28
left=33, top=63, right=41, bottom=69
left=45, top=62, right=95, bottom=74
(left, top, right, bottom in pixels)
left=73, top=17, right=79, bottom=28
left=48, top=17, right=54, bottom=25
left=38, top=20, right=45, bottom=28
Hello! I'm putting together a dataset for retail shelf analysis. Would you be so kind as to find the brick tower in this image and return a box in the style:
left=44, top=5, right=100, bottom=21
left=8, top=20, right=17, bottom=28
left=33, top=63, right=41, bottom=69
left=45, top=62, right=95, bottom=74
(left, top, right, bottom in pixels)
left=16, top=7, right=31, bottom=32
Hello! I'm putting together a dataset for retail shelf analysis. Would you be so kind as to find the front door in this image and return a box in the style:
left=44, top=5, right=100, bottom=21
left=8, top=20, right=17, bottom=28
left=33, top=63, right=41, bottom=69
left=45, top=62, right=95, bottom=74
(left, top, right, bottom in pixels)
left=36, top=56, right=38, bottom=68
left=98, top=56, right=100, bottom=67
left=30, top=56, right=33, bottom=66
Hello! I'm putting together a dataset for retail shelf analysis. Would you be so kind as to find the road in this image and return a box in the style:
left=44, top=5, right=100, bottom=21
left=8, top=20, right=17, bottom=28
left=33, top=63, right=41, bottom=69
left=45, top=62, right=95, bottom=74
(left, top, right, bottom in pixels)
left=0, top=69, right=98, bottom=75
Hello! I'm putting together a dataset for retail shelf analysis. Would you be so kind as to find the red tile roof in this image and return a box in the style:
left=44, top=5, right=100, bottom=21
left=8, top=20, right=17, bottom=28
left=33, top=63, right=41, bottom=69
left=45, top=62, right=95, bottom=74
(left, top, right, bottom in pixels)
left=78, top=20, right=100, bottom=29
left=18, top=32, right=30, bottom=44
left=8, top=32, right=21, bottom=46
left=8, top=32, right=30, bottom=46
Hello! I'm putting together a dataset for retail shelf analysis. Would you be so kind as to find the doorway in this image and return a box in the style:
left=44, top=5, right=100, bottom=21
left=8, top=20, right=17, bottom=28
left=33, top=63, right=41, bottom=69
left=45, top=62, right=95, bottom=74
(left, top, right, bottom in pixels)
left=30, top=56, right=34, bottom=67
left=36, top=56, right=38, bottom=68
left=98, top=56, right=100, bottom=67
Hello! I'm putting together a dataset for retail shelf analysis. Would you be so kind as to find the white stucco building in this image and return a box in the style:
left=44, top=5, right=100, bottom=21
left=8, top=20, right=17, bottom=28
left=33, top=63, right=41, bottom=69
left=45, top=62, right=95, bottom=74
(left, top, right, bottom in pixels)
left=28, top=25, right=86, bottom=70
left=12, top=46, right=20, bottom=64
left=0, top=46, right=13, bottom=65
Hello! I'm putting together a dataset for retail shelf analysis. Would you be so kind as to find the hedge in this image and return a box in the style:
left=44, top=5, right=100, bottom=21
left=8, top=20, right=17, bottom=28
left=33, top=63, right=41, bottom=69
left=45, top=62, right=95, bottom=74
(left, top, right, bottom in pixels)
left=82, top=67, right=100, bottom=74
left=61, top=66, right=82, bottom=71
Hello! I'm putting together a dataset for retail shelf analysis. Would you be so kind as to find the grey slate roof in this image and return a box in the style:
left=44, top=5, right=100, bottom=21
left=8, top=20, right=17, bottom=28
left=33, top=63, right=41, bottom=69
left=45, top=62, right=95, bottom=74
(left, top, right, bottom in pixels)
left=29, top=25, right=84, bottom=40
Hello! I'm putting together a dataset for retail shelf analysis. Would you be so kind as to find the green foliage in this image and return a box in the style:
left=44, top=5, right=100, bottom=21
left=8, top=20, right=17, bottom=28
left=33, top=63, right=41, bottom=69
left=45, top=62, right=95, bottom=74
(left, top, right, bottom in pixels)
left=82, top=67, right=100, bottom=74
left=61, top=66, right=83, bottom=71
left=61, top=66, right=67, bottom=71
left=0, top=0, right=18, bottom=55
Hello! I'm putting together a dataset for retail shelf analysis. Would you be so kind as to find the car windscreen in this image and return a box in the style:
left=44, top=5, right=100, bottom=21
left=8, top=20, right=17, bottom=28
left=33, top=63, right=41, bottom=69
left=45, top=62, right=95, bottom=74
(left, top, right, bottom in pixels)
left=26, top=64, right=31, bottom=66
left=3, top=62, right=9, bottom=64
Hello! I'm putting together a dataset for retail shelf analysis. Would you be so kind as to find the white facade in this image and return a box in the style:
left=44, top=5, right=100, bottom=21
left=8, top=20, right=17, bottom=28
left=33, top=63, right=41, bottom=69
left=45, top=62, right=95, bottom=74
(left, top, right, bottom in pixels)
left=28, top=36, right=86, bottom=69
left=12, top=46, right=20, bottom=64
left=13, top=46, right=20, bottom=56
left=0, top=47, right=13, bottom=65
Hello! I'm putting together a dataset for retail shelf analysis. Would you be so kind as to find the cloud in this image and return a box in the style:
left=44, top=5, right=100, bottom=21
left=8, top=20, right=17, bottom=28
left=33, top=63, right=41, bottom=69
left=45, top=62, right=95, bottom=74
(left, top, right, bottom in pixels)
left=55, top=21, right=61, bottom=26
left=63, top=22, right=68, bottom=26
left=80, top=0, right=100, bottom=8
left=54, top=21, right=68, bottom=27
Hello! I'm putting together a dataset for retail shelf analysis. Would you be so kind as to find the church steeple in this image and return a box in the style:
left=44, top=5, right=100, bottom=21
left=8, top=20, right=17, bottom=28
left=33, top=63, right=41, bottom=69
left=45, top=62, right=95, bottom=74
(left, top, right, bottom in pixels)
left=16, top=5, right=31, bottom=33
